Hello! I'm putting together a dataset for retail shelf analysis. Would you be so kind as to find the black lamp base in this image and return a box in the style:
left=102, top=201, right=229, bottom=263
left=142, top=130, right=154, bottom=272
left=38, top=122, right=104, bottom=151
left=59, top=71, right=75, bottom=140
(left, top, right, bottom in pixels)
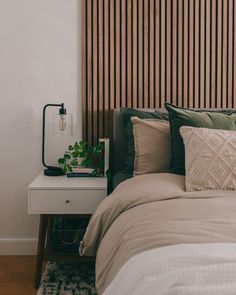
left=44, top=168, right=65, bottom=176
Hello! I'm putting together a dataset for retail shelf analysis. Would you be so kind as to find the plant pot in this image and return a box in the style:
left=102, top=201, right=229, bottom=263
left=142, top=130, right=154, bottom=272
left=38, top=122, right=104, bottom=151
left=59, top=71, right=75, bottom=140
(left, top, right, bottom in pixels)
left=77, top=157, right=85, bottom=166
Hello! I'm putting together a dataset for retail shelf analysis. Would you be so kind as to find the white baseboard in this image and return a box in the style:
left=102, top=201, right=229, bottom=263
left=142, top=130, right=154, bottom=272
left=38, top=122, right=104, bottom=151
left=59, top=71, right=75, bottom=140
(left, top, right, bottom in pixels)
left=0, top=238, right=37, bottom=255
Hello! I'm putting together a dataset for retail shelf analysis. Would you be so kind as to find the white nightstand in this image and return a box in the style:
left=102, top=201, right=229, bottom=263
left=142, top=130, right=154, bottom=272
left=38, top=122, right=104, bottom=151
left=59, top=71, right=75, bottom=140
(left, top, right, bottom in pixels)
left=28, top=173, right=107, bottom=288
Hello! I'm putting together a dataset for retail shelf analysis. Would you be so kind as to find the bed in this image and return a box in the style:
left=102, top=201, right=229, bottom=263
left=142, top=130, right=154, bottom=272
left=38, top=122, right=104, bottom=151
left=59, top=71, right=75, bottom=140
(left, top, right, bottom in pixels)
left=80, top=108, right=236, bottom=295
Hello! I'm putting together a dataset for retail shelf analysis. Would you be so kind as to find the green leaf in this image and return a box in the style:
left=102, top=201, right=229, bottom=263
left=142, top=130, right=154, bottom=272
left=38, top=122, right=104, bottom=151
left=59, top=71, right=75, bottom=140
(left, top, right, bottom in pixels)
left=72, top=151, right=79, bottom=158
left=70, top=159, right=78, bottom=167
left=106, top=169, right=112, bottom=180
left=81, top=159, right=89, bottom=167
left=79, top=140, right=87, bottom=147
left=64, top=154, right=71, bottom=160
left=67, top=166, right=73, bottom=173
left=79, top=151, right=86, bottom=158
left=94, top=145, right=102, bottom=152
left=58, top=158, right=65, bottom=165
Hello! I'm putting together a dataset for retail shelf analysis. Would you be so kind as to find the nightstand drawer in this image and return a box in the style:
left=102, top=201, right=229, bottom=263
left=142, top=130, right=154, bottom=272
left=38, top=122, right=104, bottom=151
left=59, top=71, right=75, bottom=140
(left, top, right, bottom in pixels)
left=28, top=189, right=106, bottom=214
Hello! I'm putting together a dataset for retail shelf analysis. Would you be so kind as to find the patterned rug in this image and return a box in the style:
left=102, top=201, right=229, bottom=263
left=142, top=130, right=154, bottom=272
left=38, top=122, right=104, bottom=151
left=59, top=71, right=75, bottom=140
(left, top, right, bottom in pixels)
left=37, top=261, right=97, bottom=295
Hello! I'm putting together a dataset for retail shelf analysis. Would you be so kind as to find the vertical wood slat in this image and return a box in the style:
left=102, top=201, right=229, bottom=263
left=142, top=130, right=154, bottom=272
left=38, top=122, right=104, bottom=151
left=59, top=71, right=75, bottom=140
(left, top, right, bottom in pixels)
left=227, top=0, right=233, bottom=108
left=115, top=0, right=120, bottom=109
left=178, top=0, right=183, bottom=106
left=166, top=0, right=171, bottom=103
left=82, top=0, right=87, bottom=141
left=87, top=0, right=93, bottom=146
left=121, top=0, right=126, bottom=108
left=98, top=0, right=104, bottom=141
left=211, top=0, right=216, bottom=108
left=200, top=0, right=205, bottom=108
left=149, top=0, right=155, bottom=108
left=172, top=0, right=177, bottom=106
left=183, top=0, right=188, bottom=107
left=133, top=0, right=138, bottom=108
left=189, top=0, right=194, bottom=108
left=194, top=0, right=199, bottom=108
left=233, top=0, right=236, bottom=108
left=110, top=0, right=115, bottom=111
left=82, top=0, right=236, bottom=144
left=161, top=0, right=166, bottom=106
left=205, top=0, right=211, bottom=108
left=93, top=0, right=98, bottom=144
left=222, top=0, right=228, bottom=108
left=138, top=0, right=144, bottom=108
left=104, top=0, right=109, bottom=137
left=217, top=0, right=222, bottom=108
left=144, top=0, right=149, bottom=107
left=127, top=0, right=132, bottom=107
left=155, top=0, right=160, bottom=108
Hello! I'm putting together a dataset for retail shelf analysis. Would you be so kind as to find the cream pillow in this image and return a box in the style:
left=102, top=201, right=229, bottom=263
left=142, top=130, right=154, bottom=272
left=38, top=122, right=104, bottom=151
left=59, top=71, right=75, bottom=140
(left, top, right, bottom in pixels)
left=180, top=126, right=236, bottom=191
left=131, top=117, right=171, bottom=176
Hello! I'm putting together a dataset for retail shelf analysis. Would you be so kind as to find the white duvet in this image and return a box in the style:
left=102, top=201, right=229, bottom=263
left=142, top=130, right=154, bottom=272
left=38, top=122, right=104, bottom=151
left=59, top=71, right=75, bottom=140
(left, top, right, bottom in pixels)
left=103, top=243, right=236, bottom=295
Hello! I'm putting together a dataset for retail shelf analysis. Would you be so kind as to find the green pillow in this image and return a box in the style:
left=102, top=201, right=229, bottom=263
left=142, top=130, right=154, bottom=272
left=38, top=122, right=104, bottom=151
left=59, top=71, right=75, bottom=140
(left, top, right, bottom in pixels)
left=121, top=108, right=169, bottom=173
left=165, top=103, right=236, bottom=175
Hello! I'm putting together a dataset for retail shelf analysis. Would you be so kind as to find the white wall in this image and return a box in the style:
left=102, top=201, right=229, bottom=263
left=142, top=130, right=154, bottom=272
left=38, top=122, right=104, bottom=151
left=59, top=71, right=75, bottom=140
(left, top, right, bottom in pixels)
left=0, top=0, right=82, bottom=254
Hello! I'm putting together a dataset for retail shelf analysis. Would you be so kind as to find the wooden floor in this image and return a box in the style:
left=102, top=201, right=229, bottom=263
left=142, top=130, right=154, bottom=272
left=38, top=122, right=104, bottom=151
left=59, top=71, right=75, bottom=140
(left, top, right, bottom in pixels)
left=0, top=256, right=36, bottom=295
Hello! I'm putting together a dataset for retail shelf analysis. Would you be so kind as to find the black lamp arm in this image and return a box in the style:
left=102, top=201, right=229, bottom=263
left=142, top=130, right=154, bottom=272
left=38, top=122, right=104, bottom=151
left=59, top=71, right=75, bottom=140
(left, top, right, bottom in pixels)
left=42, top=103, right=64, bottom=169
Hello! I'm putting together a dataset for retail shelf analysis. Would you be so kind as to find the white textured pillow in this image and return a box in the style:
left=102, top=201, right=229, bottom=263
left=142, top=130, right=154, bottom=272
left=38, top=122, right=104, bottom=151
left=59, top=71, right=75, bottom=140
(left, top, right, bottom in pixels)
left=131, top=117, right=171, bottom=176
left=180, top=126, right=236, bottom=191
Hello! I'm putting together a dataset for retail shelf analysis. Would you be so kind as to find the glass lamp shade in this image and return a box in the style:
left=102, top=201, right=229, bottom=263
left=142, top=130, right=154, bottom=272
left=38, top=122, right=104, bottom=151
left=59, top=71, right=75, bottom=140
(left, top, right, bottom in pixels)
left=53, top=113, right=73, bottom=137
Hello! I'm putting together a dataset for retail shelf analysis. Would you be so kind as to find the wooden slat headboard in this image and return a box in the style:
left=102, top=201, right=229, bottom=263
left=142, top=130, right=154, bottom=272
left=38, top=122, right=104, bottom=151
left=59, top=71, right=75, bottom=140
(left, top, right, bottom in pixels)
left=82, top=0, right=236, bottom=145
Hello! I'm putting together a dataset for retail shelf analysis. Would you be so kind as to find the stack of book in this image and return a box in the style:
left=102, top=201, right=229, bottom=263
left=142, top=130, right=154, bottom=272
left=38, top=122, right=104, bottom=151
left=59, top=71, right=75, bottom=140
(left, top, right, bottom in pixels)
left=67, top=167, right=95, bottom=177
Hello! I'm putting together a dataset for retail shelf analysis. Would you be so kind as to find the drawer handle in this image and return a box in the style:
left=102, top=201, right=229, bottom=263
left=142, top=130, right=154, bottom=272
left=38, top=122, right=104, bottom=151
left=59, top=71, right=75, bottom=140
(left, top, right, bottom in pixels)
left=65, top=200, right=71, bottom=204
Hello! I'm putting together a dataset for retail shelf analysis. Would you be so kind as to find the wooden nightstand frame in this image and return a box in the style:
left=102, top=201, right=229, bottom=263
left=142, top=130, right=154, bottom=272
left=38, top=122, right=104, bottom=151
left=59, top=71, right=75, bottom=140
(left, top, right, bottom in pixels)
left=35, top=214, right=94, bottom=289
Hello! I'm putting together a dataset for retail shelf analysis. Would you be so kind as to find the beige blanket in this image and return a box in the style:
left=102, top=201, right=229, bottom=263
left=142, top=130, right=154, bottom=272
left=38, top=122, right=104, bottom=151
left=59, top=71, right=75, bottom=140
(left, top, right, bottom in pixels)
left=80, top=173, right=236, bottom=294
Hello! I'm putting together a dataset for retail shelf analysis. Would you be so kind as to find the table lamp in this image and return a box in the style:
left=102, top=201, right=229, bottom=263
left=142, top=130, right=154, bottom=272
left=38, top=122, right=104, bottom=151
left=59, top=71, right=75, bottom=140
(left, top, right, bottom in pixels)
left=42, top=103, right=73, bottom=176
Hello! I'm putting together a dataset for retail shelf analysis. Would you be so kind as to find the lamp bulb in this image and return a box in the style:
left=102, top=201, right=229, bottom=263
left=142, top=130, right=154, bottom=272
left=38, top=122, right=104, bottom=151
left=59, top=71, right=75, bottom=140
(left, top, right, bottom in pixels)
left=59, top=115, right=66, bottom=131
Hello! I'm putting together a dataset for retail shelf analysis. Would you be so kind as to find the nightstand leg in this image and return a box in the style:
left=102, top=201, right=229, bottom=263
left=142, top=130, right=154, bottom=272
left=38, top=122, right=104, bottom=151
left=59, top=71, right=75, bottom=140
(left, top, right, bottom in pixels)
left=34, top=215, right=49, bottom=289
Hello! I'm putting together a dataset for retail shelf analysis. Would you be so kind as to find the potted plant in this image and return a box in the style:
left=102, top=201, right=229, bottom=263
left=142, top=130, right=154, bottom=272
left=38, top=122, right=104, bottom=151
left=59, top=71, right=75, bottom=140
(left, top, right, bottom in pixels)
left=58, top=141, right=106, bottom=177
